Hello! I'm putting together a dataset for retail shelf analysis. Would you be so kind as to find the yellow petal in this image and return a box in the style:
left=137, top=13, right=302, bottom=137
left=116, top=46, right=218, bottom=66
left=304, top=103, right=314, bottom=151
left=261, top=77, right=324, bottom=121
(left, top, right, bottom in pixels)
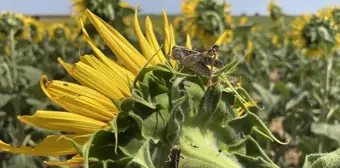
left=58, top=58, right=126, bottom=100
left=214, top=30, right=233, bottom=46
left=119, top=1, right=132, bottom=8
left=169, top=24, right=177, bottom=66
left=134, top=6, right=160, bottom=64
left=85, top=9, right=147, bottom=73
left=80, top=20, right=135, bottom=82
left=238, top=101, right=258, bottom=116
left=18, top=111, right=109, bottom=134
left=40, top=76, right=117, bottom=121
left=239, top=16, right=248, bottom=25
left=0, top=134, right=88, bottom=156
left=162, top=9, right=171, bottom=55
left=45, top=154, right=84, bottom=166
left=169, top=24, right=176, bottom=49
left=80, top=55, right=131, bottom=97
left=145, top=16, right=165, bottom=63
left=186, top=34, right=192, bottom=50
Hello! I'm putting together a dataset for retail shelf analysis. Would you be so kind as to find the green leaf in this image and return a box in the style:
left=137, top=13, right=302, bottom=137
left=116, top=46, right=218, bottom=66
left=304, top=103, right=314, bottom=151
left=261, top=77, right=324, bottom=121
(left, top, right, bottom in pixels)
left=252, top=82, right=280, bottom=106
left=109, top=112, right=135, bottom=154
left=83, top=130, right=121, bottom=167
left=127, top=139, right=156, bottom=168
left=236, top=136, right=277, bottom=167
left=133, top=64, right=171, bottom=88
left=17, top=65, right=43, bottom=87
left=311, top=123, right=340, bottom=144
left=131, top=88, right=156, bottom=109
left=166, top=94, right=187, bottom=145
left=8, top=155, right=44, bottom=168
left=118, top=125, right=145, bottom=157
left=285, top=91, right=308, bottom=110
left=233, top=153, right=279, bottom=168
left=0, top=93, right=14, bottom=107
left=228, top=112, right=288, bottom=145
left=302, top=148, right=340, bottom=168
left=141, top=93, right=171, bottom=142
left=101, top=158, right=132, bottom=168
left=196, top=83, right=222, bottom=123
left=171, top=77, right=187, bottom=101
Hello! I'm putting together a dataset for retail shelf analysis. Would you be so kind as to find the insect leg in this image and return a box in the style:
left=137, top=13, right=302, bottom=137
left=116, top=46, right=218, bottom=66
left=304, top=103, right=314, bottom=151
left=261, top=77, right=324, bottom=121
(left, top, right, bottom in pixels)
left=207, top=46, right=219, bottom=87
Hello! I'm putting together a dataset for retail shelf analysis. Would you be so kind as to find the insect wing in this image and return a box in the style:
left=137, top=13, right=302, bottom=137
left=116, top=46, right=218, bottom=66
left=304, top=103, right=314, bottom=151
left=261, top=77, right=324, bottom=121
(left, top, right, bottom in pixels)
left=193, top=62, right=211, bottom=76
left=200, top=56, right=223, bottom=68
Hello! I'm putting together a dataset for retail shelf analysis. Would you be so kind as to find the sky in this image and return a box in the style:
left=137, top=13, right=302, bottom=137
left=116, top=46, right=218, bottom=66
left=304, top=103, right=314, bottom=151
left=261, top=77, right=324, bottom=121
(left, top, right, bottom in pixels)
left=0, top=0, right=339, bottom=15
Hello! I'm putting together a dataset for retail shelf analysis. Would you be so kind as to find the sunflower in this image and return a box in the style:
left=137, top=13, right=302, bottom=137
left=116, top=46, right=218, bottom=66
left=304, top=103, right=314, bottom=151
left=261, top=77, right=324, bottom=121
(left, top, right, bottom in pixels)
left=48, top=23, right=71, bottom=40
left=72, top=0, right=133, bottom=22
left=181, top=0, right=233, bottom=48
left=0, top=5, right=229, bottom=166
left=271, top=34, right=279, bottom=47
left=173, top=16, right=185, bottom=33
left=0, top=11, right=25, bottom=36
left=291, top=14, right=339, bottom=58
left=22, top=17, right=44, bottom=42
left=239, top=16, right=248, bottom=26
left=268, top=0, right=283, bottom=23
left=318, top=5, right=340, bottom=25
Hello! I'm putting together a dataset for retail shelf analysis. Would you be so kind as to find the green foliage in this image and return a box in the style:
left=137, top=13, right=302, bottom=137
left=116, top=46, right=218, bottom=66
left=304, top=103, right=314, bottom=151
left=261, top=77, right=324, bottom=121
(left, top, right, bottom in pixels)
left=303, top=149, right=340, bottom=168
left=0, top=12, right=83, bottom=168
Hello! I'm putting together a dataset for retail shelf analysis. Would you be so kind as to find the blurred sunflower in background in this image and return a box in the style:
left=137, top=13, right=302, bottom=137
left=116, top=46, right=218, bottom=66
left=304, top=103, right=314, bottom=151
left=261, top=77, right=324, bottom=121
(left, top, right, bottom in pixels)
left=71, top=0, right=134, bottom=36
left=48, top=23, right=71, bottom=40
left=0, top=11, right=25, bottom=37
left=180, top=0, right=233, bottom=48
left=291, top=14, right=339, bottom=58
left=22, top=17, right=44, bottom=42
left=318, top=5, right=340, bottom=26
left=270, top=28, right=289, bottom=48
left=268, top=0, right=284, bottom=23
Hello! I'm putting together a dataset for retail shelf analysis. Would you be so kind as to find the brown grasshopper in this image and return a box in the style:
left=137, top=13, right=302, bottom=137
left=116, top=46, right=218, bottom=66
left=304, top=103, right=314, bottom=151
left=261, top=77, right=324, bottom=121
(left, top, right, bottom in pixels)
left=170, top=45, right=223, bottom=86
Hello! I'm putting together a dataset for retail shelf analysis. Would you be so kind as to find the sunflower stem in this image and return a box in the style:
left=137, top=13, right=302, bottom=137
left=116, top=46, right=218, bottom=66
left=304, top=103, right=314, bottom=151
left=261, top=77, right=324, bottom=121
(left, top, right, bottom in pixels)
left=7, top=29, right=25, bottom=145
left=318, top=55, right=333, bottom=153
left=8, top=29, right=18, bottom=90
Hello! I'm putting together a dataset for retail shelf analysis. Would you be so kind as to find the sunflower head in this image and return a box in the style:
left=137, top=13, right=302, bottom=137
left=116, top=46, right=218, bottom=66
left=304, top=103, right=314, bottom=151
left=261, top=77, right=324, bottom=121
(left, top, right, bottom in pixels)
left=173, top=16, right=185, bottom=33
left=195, top=0, right=232, bottom=35
left=271, top=33, right=280, bottom=46
left=72, top=0, right=134, bottom=24
left=0, top=11, right=25, bottom=36
left=181, top=0, right=233, bottom=47
left=291, top=14, right=338, bottom=57
left=22, top=17, right=44, bottom=42
left=48, top=23, right=71, bottom=40
left=318, top=6, right=340, bottom=25
left=330, top=7, right=340, bottom=24
left=268, top=0, right=284, bottom=23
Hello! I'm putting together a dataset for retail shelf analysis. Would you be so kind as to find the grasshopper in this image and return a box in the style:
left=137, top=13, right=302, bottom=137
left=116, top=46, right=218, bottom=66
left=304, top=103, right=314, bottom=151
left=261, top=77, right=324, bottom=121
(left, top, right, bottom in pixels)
left=170, top=45, right=223, bottom=86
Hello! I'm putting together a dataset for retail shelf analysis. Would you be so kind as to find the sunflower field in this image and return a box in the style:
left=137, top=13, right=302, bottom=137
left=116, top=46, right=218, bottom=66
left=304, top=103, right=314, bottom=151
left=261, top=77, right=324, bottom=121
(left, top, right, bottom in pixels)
left=0, top=0, right=340, bottom=168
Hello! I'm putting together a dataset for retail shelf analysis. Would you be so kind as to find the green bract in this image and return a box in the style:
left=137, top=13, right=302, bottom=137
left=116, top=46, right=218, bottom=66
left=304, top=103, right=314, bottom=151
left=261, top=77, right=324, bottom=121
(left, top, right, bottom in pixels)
left=68, top=58, right=285, bottom=168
